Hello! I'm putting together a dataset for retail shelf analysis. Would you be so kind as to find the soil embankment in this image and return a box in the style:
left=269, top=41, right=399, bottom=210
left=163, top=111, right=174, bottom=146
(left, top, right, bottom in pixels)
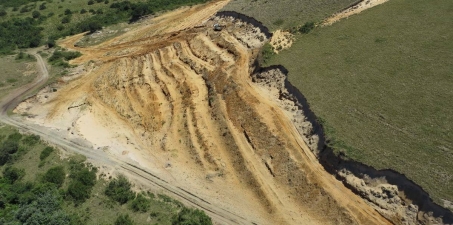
left=12, top=0, right=449, bottom=224
left=13, top=1, right=390, bottom=224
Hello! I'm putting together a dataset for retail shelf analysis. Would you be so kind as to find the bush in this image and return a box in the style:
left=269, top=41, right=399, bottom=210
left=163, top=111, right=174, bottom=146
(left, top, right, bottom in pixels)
left=0, top=140, right=19, bottom=165
left=61, top=16, right=71, bottom=24
left=47, top=38, right=56, bottom=48
left=0, top=10, right=7, bottom=17
left=15, top=190, right=71, bottom=225
left=172, top=208, right=212, bottom=225
left=67, top=164, right=97, bottom=203
left=40, top=147, right=54, bottom=160
left=260, top=43, right=275, bottom=65
left=88, top=0, right=94, bottom=5
left=80, top=9, right=87, bottom=14
left=67, top=180, right=91, bottom=202
left=43, top=166, right=65, bottom=187
left=39, top=3, right=46, bottom=10
left=114, top=214, right=134, bottom=225
left=64, top=9, right=72, bottom=15
left=299, top=22, right=315, bottom=34
left=8, top=132, right=23, bottom=142
left=130, top=193, right=150, bottom=212
left=22, top=134, right=40, bottom=146
left=3, top=166, right=25, bottom=183
left=32, top=11, right=41, bottom=19
left=105, top=175, right=134, bottom=204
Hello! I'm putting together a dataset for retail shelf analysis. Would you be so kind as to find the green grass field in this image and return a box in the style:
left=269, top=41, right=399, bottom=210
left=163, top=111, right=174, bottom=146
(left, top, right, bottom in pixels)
left=267, top=0, right=453, bottom=204
left=0, top=55, right=37, bottom=99
left=222, top=0, right=357, bottom=30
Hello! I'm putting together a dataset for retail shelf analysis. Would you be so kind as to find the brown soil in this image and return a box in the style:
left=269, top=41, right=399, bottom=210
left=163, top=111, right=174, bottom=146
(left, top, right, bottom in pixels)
left=322, top=0, right=389, bottom=26
left=15, top=1, right=392, bottom=224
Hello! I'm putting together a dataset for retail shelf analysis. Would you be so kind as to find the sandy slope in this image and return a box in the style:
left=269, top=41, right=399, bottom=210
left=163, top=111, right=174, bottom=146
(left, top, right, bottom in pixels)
left=15, top=1, right=391, bottom=224
left=323, top=0, right=390, bottom=25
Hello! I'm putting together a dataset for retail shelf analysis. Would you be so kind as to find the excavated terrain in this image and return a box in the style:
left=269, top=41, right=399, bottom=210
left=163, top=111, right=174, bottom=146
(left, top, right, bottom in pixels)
left=14, top=0, right=433, bottom=224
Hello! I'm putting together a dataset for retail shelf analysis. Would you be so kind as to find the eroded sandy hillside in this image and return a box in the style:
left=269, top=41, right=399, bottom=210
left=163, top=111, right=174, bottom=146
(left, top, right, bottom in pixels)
left=15, top=1, right=392, bottom=224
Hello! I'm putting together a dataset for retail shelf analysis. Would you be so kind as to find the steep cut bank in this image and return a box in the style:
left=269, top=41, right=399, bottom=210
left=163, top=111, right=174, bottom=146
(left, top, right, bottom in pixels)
left=252, top=65, right=453, bottom=225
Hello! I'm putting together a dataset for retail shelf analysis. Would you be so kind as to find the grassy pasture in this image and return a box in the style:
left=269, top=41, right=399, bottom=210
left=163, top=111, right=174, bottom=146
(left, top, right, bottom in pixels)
left=267, top=0, right=453, bottom=203
left=0, top=55, right=38, bottom=99
left=222, top=0, right=357, bottom=30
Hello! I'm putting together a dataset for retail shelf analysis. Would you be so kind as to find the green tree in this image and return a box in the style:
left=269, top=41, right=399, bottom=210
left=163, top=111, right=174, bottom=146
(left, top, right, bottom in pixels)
left=67, top=180, right=91, bottom=202
left=15, top=190, right=71, bottom=225
left=87, top=0, right=94, bottom=5
left=0, top=140, right=19, bottom=165
left=32, top=11, right=41, bottom=18
left=172, top=208, right=212, bottom=225
left=0, top=9, right=7, bottom=17
left=64, top=9, right=72, bottom=15
left=105, top=175, right=134, bottom=204
left=43, top=166, right=65, bottom=187
left=39, top=3, right=47, bottom=10
left=299, top=22, right=315, bottom=34
left=3, top=166, right=25, bottom=183
left=61, top=15, right=71, bottom=23
left=130, top=193, right=150, bottom=212
left=23, top=134, right=40, bottom=146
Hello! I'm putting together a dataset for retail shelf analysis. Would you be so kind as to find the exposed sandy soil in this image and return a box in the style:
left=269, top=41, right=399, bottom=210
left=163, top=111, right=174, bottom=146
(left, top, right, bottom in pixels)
left=14, top=1, right=392, bottom=224
left=323, top=0, right=390, bottom=26
left=269, top=30, right=294, bottom=54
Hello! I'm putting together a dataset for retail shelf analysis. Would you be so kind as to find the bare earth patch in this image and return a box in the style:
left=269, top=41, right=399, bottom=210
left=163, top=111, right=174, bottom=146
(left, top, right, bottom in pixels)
left=269, top=30, right=294, bottom=53
left=323, top=0, right=390, bottom=26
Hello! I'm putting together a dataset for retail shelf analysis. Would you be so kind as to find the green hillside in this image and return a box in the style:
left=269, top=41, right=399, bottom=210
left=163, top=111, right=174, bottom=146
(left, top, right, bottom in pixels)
left=267, top=0, right=453, bottom=203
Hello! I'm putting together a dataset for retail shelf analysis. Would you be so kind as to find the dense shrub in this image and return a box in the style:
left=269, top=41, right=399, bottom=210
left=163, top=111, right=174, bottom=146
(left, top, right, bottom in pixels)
left=299, top=22, right=315, bottom=34
left=0, top=18, right=43, bottom=54
left=43, top=166, right=65, bottom=187
left=172, top=208, right=212, bottom=225
left=3, top=166, right=25, bottom=183
left=87, top=0, right=94, bottom=5
left=39, top=3, right=46, bottom=10
left=48, top=49, right=81, bottom=67
left=61, top=16, right=71, bottom=24
left=67, top=165, right=97, bottom=203
left=15, top=190, right=71, bottom=225
left=67, top=180, right=91, bottom=202
left=22, top=134, right=40, bottom=146
left=32, top=10, right=41, bottom=18
left=0, top=140, right=19, bottom=165
left=8, top=132, right=23, bottom=142
left=130, top=193, right=150, bottom=212
left=40, top=146, right=54, bottom=161
left=114, top=214, right=134, bottom=225
left=260, top=43, right=275, bottom=65
left=105, top=175, right=134, bottom=204
left=0, top=9, right=7, bottom=17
